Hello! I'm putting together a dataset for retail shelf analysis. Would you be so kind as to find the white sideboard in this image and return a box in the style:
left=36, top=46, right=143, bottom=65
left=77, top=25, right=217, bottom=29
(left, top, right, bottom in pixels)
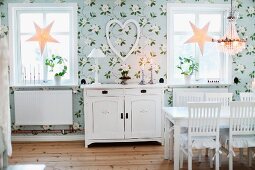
left=82, top=84, right=165, bottom=147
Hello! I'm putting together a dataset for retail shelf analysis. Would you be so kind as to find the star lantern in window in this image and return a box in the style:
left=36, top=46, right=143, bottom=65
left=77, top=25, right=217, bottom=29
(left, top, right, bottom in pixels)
left=27, top=21, right=59, bottom=55
left=184, top=22, right=213, bottom=55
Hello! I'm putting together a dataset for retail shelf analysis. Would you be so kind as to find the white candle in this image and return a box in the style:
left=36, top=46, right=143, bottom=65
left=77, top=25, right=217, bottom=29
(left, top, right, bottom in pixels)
left=141, top=64, right=145, bottom=71
left=252, top=78, right=255, bottom=89
left=24, top=67, right=26, bottom=78
left=150, top=58, right=154, bottom=65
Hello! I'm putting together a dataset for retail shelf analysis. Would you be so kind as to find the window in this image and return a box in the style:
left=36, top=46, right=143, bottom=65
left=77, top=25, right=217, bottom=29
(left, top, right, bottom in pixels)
left=9, top=3, right=78, bottom=86
left=167, top=3, right=231, bottom=85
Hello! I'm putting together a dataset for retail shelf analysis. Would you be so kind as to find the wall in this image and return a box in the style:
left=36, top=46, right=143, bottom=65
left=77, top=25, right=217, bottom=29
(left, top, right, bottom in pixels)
left=0, top=0, right=254, bottom=136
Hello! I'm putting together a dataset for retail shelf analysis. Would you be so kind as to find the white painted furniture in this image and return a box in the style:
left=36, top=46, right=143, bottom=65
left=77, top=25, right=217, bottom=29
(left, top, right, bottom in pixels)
left=173, top=92, right=204, bottom=107
left=163, top=106, right=230, bottom=170
left=221, top=101, right=255, bottom=170
left=173, top=88, right=229, bottom=106
left=205, top=93, right=232, bottom=107
left=180, top=102, right=221, bottom=170
left=240, top=92, right=255, bottom=101
left=82, top=84, right=165, bottom=147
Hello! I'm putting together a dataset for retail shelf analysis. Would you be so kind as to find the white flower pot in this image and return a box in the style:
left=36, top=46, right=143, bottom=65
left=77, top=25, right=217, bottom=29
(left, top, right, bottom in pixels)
left=184, top=75, right=191, bottom=84
left=54, top=76, right=62, bottom=85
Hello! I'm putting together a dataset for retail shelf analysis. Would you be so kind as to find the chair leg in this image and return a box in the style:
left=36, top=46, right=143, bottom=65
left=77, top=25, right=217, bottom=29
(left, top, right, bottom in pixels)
left=229, top=147, right=233, bottom=170
left=219, top=152, right=222, bottom=167
left=209, top=149, right=213, bottom=168
left=180, top=149, right=184, bottom=169
left=248, top=148, right=252, bottom=167
left=205, top=148, right=209, bottom=157
left=198, top=150, right=202, bottom=162
left=239, top=148, right=243, bottom=162
left=188, top=150, right=192, bottom=170
left=215, top=148, right=219, bottom=170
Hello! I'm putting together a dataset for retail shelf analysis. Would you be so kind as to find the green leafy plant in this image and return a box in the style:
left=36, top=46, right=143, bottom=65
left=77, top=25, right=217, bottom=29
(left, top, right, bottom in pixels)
left=176, top=56, right=198, bottom=76
left=45, top=54, right=67, bottom=77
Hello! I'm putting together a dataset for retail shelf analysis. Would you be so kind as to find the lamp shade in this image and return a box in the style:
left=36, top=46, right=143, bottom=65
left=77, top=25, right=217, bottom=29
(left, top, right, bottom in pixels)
left=87, top=48, right=106, bottom=58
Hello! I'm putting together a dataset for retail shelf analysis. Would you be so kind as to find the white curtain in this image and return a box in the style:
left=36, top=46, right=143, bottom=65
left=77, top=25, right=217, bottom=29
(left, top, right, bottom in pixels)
left=0, top=36, right=12, bottom=156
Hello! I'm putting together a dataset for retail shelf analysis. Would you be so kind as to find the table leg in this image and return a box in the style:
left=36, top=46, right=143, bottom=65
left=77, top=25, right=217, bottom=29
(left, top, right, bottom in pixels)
left=174, top=123, right=180, bottom=170
left=164, top=115, right=170, bottom=160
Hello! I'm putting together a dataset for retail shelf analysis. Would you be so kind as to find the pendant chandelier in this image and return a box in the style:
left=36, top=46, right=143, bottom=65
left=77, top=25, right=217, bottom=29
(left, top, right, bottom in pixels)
left=213, top=0, right=246, bottom=55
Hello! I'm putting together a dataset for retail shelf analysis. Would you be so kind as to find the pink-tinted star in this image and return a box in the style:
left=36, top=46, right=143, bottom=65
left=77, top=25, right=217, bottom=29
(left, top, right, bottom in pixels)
left=184, top=22, right=213, bottom=55
left=27, top=21, right=59, bottom=55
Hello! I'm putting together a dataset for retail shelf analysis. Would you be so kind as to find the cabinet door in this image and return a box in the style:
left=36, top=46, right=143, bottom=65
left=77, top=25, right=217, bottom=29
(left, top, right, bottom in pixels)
left=125, top=95, right=161, bottom=139
left=86, top=96, right=124, bottom=139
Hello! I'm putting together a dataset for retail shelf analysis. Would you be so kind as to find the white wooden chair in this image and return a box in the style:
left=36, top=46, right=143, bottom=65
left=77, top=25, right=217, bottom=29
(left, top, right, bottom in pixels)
left=167, top=92, right=205, bottom=161
left=221, top=101, right=255, bottom=170
left=240, top=92, right=255, bottom=101
left=173, top=92, right=204, bottom=107
left=205, top=93, right=232, bottom=107
left=180, top=102, right=221, bottom=170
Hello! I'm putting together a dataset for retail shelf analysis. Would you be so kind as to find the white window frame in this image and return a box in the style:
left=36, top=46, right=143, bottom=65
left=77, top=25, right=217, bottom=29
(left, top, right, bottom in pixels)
left=8, top=3, right=78, bottom=87
left=167, top=3, right=232, bottom=86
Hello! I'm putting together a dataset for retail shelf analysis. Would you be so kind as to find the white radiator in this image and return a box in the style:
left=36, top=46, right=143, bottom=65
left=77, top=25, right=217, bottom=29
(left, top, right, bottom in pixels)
left=14, top=90, right=73, bottom=125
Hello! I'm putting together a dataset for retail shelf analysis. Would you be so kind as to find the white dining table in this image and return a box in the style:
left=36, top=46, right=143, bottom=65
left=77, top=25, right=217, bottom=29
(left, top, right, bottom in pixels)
left=163, top=106, right=230, bottom=170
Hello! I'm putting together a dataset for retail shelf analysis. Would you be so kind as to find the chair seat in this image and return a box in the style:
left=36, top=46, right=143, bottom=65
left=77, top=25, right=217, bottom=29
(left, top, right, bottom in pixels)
left=180, top=134, right=218, bottom=149
left=220, top=129, right=255, bottom=148
left=7, top=165, right=46, bottom=170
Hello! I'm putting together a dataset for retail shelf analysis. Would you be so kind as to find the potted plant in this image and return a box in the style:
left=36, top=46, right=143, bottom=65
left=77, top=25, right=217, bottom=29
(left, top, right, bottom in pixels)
left=176, top=56, right=198, bottom=84
left=119, top=64, right=131, bottom=85
left=45, top=54, right=67, bottom=85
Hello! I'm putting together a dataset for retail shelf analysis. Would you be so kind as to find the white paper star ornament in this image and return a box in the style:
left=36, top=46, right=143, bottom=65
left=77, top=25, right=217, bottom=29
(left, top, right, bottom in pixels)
left=27, top=21, right=59, bottom=55
left=184, top=22, right=213, bottom=55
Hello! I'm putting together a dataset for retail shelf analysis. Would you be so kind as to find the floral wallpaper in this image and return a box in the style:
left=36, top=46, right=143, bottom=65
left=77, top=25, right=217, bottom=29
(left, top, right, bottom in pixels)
left=0, top=0, right=255, bottom=136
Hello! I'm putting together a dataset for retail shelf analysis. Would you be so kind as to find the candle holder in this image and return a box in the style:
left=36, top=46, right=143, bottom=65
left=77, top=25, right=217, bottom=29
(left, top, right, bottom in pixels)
left=148, top=64, right=154, bottom=84
left=139, top=69, right=146, bottom=85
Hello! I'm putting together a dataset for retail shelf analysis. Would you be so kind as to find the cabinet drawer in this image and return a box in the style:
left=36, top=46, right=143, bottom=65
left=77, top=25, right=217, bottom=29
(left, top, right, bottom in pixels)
left=86, top=89, right=124, bottom=96
left=125, top=88, right=162, bottom=95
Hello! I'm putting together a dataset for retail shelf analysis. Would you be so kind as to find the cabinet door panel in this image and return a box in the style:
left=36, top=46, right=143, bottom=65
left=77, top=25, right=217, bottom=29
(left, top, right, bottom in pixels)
left=125, top=95, right=161, bottom=138
left=87, top=97, right=124, bottom=139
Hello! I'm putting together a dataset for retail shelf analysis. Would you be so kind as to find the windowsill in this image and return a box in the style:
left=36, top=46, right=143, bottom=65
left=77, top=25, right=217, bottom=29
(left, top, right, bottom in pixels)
left=10, top=82, right=78, bottom=89
left=168, top=80, right=231, bottom=88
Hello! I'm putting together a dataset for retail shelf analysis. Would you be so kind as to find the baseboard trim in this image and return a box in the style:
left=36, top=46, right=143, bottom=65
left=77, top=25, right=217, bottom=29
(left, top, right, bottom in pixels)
left=12, top=135, right=84, bottom=142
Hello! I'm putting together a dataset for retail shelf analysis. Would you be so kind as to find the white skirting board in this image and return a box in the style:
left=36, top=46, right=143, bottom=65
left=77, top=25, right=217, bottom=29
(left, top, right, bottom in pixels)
left=14, top=90, right=73, bottom=125
left=11, top=135, right=84, bottom=142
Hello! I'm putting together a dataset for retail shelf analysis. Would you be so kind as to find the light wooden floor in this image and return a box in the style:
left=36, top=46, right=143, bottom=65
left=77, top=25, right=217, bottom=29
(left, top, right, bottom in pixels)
left=9, top=141, right=254, bottom=170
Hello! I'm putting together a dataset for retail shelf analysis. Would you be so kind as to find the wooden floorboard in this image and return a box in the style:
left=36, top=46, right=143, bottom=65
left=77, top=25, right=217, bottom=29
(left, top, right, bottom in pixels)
left=9, top=141, right=254, bottom=170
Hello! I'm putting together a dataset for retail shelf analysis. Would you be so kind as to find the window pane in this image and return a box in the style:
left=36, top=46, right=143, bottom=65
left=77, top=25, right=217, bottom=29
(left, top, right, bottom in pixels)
left=199, top=14, right=221, bottom=32
left=174, top=14, right=195, bottom=32
left=20, top=35, right=43, bottom=81
left=198, top=42, right=221, bottom=79
left=173, top=35, right=196, bottom=79
left=20, top=13, right=43, bottom=33
left=46, top=13, right=70, bottom=32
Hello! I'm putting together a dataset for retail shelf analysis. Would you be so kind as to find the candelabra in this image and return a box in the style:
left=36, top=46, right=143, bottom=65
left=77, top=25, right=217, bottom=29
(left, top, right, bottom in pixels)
left=148, top=64, right=154, bottom=84
left=139, top=68, right=146, bottom=85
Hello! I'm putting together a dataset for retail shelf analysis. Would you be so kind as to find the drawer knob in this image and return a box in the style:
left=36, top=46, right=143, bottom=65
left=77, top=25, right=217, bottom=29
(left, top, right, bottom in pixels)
left=141, top=90, right=147, bottom=93
left=102, top=90, right=108, bottom=94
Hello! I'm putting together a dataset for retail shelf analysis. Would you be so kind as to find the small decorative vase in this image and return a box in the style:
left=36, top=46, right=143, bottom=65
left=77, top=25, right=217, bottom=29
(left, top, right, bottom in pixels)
left=54, top=76, right=62, bottom=85
left=184, top=75, right=191, bottom=84
left=120, top=77, right=131, bottom=85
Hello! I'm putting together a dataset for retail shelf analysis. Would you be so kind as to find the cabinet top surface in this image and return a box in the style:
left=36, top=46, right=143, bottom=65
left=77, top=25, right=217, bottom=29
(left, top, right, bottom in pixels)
left=81, top=83, right=167, bottom=89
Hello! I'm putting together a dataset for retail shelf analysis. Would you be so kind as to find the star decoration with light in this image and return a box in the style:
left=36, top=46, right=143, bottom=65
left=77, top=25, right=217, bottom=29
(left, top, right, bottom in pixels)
left=27, top=21, right=59, bottom=55
left=184, top=22, right=213, bottom=55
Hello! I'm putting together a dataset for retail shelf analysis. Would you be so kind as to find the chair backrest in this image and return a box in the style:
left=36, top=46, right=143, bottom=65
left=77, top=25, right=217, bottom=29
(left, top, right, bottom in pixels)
left=240, top=92, right=255, bottom=102
left=205, top=93, right=232, bottom=107
left=173, top=92, right=204, bottom=107
left=230, top=101, right=255, bottom=136
left=187, top=102, right=221, bottom=137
